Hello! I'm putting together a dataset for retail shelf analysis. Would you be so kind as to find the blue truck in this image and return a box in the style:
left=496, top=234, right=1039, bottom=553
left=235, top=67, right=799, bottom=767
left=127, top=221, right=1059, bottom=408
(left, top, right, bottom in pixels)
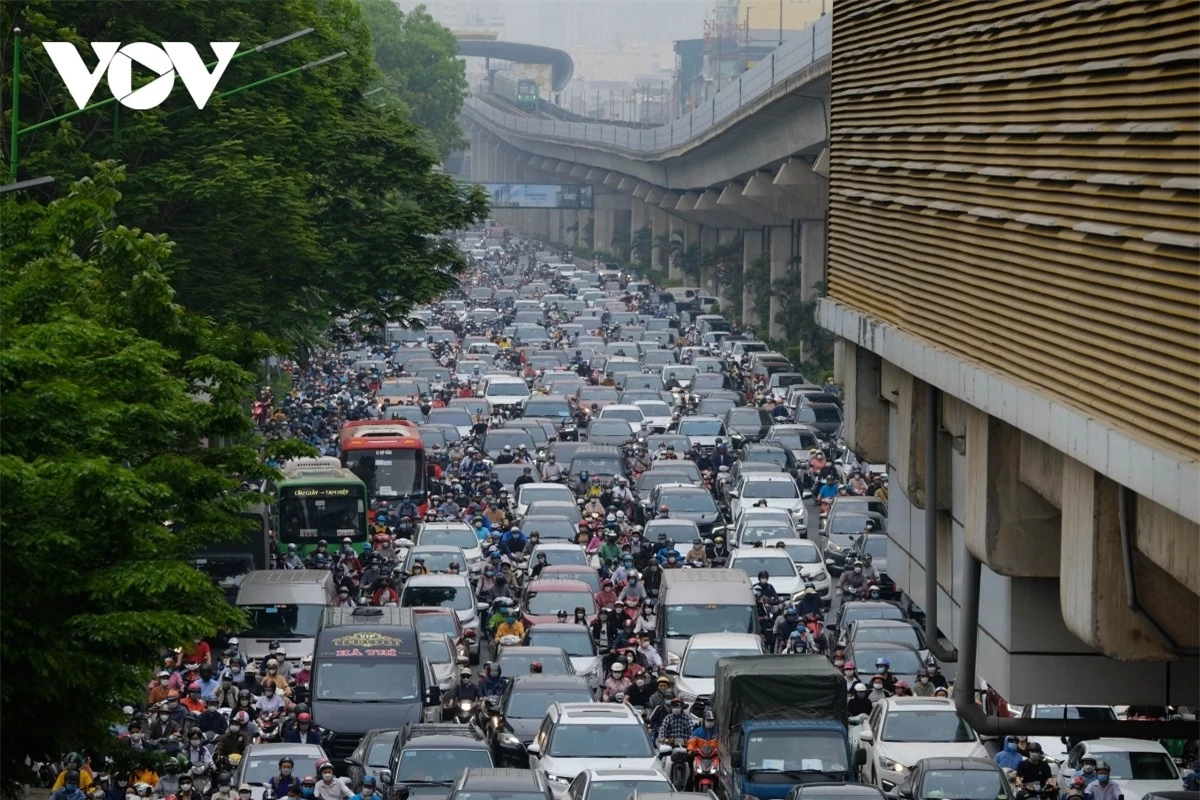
left=713, top=654, right=864, bottom=799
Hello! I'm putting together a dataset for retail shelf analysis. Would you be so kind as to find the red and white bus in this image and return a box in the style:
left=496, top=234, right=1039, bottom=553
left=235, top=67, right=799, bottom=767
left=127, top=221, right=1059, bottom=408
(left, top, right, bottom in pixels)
left=338, top=420, right=426, bottom=506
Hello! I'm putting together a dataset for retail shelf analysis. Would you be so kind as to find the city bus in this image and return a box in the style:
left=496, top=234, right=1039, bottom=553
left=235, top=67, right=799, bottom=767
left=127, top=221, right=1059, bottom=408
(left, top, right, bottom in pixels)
left=337, top=420, right=427, bottom=508
left=272, top=463, right=370, bottom=555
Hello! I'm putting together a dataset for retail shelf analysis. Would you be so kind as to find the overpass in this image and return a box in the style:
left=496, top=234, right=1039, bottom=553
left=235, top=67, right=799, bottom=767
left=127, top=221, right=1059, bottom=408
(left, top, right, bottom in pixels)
left=462, top=15, right=833, bottom=336
left=463, top=1, right=1200, bottom=718
left=455, top=38, right=575, bottom=92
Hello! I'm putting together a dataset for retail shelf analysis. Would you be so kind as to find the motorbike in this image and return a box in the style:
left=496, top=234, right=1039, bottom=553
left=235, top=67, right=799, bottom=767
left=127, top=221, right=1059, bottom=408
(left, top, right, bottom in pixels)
left=690, top=742, right=720, bottom=792
left=447, top=698, right=477, bottom=724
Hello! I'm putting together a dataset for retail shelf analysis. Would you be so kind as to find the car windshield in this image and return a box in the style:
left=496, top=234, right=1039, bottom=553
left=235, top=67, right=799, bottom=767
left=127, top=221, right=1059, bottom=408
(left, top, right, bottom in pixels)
left=412, top=613, right=458, bottom=637
left=679, top=420, right=726, bottom=436
left=452, top=794, right=546, bottom=800
left=531, top=547, right=589, bottom=567
left=571, top=457, right=622, bottom=475
left=658, top=491, right=717, bottom=513
left=488, top=383, right=530, bottom=397
left=578, top=387, right=619, bottom=402
left=882, top=710, right=976, bottom=742
left=841, top=605, right=906, bottom=627
left=745, top=730, right=849, bottom=775
left=365, top=734, right=398, bottom=767
left=527, top=628, right=595, bottom=657
left=408, top=550, right=465, bottom=573
left=665, top=367, right=699, bottom=382
left=240, top=753, right=323, bottom=784
left=518, top=487, right=571, bottom=507
left=583, top=781, right=673, bottom=800
left=769, top=431, right=819, bottom=449
left=740, top=524, right=797, bottom=544
left=526, top=590, right=596, bottom=616
left=746, top=450, right=788, bottom=467
left=548, top=723, right=654, bottom=758
left=498, top=650, right=570, bottom=675
left=1092, top=751, right=1177, bottom=780
left=853, top=625, right=922, bottom=650
left=394, top=748, right=493, bottom=782
left=238, top=604, right=324, bottom=638
left=742, top=480, right=799, bottom=499
left=590, top=421, right=633, bottom=436
left=525, top=401, right=572, bottom=418
left=314, top=659, right=421, bottom=702
left=637, top=402, right=671, bottom=416
left=777, top=541, right=821, bottom=563
left=729, top=409, right=771, bottom=426
left=602, top=408, right=643, bottom=422
left=854, top=647, right=922, bottom=675
left=682, top=647, right=761, bottom=677
left=505, top=688, right=595, bottom=719
left=862, top=537, right=889, bottom=558
left=799, top=406, right=843, bottom=423
left=1031, top=706, right=1117, bottom=720
left=420, top=528, right=478, bottom=551
left=427, top=409, right=471, bottom=426
left=733, top=556, right=798, bottom=578
left=665, top=604, right=756, bottom=638
left=829, top=515, right=877, bottom=535
left=486, top=432, right=537, bottom=451
left=921, top=770, right=1008, bottom=800
left=421, top=636, right=452, bottom=664
left=522, top=518, right=576, bottom=541
left=402, top=584, right=472, bottom=611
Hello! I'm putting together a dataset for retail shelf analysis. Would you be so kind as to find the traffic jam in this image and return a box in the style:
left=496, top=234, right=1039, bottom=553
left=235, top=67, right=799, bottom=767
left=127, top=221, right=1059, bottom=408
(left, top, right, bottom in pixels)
left=79, top=227, right=1197, bottom=800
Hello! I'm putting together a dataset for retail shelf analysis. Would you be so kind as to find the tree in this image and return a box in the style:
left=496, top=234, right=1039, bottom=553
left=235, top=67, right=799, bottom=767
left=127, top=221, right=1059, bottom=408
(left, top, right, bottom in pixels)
left=0, top=165, right=289, bottom=792
left=358, top=0, right=469, bottom=158
left=744, top=253, right=773, bottom=328
left=773, top=274, right=834, bottom=379
left=2, top=0, right=487, bottom=347
left=631, top=225, right=653, bottom=271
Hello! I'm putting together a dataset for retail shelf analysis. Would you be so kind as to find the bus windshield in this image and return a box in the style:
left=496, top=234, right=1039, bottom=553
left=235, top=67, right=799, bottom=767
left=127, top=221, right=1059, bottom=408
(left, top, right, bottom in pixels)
left=277, top=489, right=367, bottom=543
left=344, top=449, right=423, bottom=500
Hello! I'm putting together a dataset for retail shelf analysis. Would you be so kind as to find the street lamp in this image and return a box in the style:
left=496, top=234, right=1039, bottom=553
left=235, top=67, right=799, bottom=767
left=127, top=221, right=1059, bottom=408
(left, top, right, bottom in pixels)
left=8, top=26, right=316, bottom=178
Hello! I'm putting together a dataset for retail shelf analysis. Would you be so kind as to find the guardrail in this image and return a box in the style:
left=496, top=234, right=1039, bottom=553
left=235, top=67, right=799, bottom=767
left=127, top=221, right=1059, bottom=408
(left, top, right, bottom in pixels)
left=465, top=15, right=830, bottom=154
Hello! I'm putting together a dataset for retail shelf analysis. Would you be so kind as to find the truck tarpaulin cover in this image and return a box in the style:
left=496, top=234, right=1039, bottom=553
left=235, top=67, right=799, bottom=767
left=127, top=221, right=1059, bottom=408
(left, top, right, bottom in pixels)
left=713, top=655, right=848, bottom=735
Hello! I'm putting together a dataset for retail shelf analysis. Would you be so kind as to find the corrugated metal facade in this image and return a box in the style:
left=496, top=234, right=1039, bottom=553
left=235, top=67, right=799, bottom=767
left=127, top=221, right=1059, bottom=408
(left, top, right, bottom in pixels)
left=826, top=0, right=1200, bottom=459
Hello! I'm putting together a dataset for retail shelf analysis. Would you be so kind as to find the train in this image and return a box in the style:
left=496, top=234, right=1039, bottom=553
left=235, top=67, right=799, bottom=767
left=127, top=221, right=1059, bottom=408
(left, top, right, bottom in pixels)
left=492, top=71, right=540, bottom=113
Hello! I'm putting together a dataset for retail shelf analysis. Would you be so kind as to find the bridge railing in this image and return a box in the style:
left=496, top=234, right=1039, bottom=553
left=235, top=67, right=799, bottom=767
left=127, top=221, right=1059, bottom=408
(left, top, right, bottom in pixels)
left=465, top=14, right=831, bottom=154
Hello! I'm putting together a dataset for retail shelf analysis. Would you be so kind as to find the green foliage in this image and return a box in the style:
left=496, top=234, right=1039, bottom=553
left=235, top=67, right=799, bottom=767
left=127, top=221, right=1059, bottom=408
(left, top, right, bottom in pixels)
left=744, top=253, right=773, bottom=328
left=770, top=273, right=833, bottom=379
left=0, top=166, right=271, bottom=792
left=610, top=227, right=631, bottom=262
left=3, top=0, right=488, bottom=347
left=631, top=225, right=653, bottom=270
left=358, top=0, right=469, bottom=158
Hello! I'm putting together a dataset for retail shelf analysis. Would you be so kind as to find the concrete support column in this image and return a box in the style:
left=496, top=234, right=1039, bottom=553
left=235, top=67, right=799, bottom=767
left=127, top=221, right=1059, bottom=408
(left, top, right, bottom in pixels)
left=594, top=209, right=615, bottom=257
left=667, top=216, right=682, bottom=281
left=651, top=207, right=669, bottom=271
left=469, top=132, right=484, bottom=182
left=631, top=198, right=648, bottom=238
left=799, top=218, right=827, bottom=301
left=699, top=226, right=718, bottom=293
left=767, top=225, right=792, bottom=339
left=562, top=210, right=579, bottom=247
left=716, top=228, right=739, bottom=308
left=837, top=341, right=888, bottom=464
left=549, top=209, right=563, bottom=244
left=580, top=209, right=595, bottom=250
left=742, top=227, right=764, bottom=325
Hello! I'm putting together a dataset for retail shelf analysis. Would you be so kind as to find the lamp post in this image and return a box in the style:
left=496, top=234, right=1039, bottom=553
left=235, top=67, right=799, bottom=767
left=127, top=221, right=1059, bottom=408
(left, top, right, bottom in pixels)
left=8, top=26, right=316, bottom=179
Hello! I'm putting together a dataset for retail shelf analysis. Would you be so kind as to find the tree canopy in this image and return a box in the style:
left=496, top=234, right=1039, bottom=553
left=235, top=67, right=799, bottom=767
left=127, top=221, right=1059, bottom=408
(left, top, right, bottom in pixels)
left=3, top=0, right=487, bottom=346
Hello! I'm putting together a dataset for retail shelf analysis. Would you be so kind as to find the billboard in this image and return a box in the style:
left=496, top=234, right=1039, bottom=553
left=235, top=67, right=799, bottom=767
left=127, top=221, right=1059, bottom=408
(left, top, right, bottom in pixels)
left=482, top=183, right=594, bottom=209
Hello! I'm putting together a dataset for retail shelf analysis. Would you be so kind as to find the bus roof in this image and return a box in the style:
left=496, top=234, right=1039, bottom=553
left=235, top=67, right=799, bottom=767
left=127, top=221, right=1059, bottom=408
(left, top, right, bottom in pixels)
left=338, top=420, right=424, bottom=451
left=277, top=468, right=365, bottom=487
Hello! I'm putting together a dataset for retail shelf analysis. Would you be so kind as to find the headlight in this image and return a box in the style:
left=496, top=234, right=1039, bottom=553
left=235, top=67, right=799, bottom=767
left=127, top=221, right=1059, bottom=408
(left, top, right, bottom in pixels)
left=547, top=774, right=572, bottom=784
left=878, top=757, right=907, bottom=773
left=826, top=541, right=843, bottom=553
left=814, top=569, right=828, bottom=581
left=497, top=731, right=521, bottom=746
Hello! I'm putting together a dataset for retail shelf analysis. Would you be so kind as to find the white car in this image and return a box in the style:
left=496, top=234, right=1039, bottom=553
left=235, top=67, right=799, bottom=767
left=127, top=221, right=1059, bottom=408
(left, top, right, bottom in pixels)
left=399, top=574, right=482, bottom=661
left=728, top=548, right=803, bottom=596
left=563, top=767, right=674, bottom=800
left=597, top=404, right=647, bottom=434
left=677, top=415, right=729, bottom=449
left=668, top=632, right=764, bottom=709
left=416, top=521, right=484, bottom=574
left=731, top=508, right=800, bottom=547
left=526, top=703, right=671, bottom=787
left=762, top=538, right=832, bottom=601
left=515, top=482, right=577, bottom=519
left=633, top=400, right=674, bottom=434
left=526, top=542, right=593, bottom=576
left=1059, top=738, right=1182, bottom=800
left=1019, top=704, right=1118, bottom=762
left=729, top=473, right=806, bottom=524
left=858, top=697, right=987, bottom=796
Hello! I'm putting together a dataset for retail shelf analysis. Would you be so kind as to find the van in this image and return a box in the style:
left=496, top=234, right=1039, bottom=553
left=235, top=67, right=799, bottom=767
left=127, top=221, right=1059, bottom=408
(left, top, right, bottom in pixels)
left=235, top=570, right=335, bottom=667
left=656, top=568, right=757, bottom=664
left=478, top=375, right=531, bottom=409
left=311, top=607, right=440, bottom=764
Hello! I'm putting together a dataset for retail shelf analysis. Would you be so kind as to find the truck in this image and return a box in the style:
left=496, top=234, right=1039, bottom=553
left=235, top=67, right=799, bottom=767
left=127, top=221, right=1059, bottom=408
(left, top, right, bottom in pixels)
left=713, top=655, right=864, bottom=800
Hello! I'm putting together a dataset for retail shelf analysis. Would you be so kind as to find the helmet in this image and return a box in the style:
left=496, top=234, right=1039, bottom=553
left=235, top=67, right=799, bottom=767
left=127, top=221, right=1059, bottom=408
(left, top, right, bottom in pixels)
left=360, top=777, right=377, bottom=789
left=316, top=759, right=334, bottom=775
left=875, top=657, right=890, bottom=669
left=1095, top=760, right=1110, bottom=772
left=232, top=711, right=249, bottom=725
left=854, top=682, right=868, bottom=693
left=611, top=662, right=625, bottom=673
left=278, top=758, right=294, bottom=768
left=297, top=712, right=312, bottom=724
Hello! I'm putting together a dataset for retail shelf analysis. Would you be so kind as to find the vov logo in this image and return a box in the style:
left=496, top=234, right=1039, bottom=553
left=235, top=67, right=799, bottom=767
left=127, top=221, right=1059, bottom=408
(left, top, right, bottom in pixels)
left=43, top=41, right=240, bottom=110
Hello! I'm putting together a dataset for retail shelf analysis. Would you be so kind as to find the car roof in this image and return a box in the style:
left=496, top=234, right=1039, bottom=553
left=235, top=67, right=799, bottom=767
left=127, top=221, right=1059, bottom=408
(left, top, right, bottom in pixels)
left=789, top=783, right=887, bottom=798
left=732, top=548, right=794, bottom=560
left=509, top=674, right=592, bottom=690
left=851, top=618, right=914, bottom=628
left=553, top=702, right=640, bottom=722
left=685, top=632, right=762, bottom=649
left=505, top=645, right=572, bottom=658
left=525, top=578, right=593, bottom=592
left=460, top=768, right=543, bottom=789
left=532, top=542, right=586, bottom=550
left=912, top=757, right=1001, bottom=771
left=885, top=697, right=956, bottom=710
left=404, top=573, right=470, bottom=585
left=851, top=641, right=920, bottom=653
left=245, top=743, right=325, bottom=756
left=526, top=622, right=590, bottom=634
left=583, top=768, right=670, bottom=780
left=739, top=473, right=797, bottom=482
left=1084, top=738, right=1173, bottom=752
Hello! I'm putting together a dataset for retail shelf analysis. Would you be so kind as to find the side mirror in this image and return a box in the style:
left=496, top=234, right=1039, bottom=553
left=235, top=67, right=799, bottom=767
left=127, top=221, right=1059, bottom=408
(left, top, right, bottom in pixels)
left=477, top=602, right=489, bottom=612
left=526, top=741, right=542, bottom=755
left=858, top=730, right=874, bottom=743
left=665, top=665, right=679, bottom=675
left=378, top=769, right=393, bottom=786
left=856, top=749, right=869, bottom=767
left=730, top=749, right=743, bottom=769
left=802, top=491, right=813, bottom=500
left=729, top=490, right=739, bottom=498
left=898, top=789, right=913, bottom=798
left=425, top=687, right=441, bottom=706
left=344, top=757, right=362, bottom=768
left=658, top=743, right=673, bottom=756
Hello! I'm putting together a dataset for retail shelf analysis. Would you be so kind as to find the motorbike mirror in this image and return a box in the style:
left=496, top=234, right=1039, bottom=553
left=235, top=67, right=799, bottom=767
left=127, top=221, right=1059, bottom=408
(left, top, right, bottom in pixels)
left=658, top=743, right=673, bottom=756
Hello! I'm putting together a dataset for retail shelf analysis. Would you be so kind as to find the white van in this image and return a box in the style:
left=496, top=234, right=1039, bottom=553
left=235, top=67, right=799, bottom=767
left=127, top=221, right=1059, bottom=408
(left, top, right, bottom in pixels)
left=478, top=375, right=531, bottom=409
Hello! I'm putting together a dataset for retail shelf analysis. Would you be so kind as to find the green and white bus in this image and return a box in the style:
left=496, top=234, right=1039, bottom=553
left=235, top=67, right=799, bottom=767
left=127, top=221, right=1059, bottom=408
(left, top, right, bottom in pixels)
left=273, top=458, right=370, bottom=555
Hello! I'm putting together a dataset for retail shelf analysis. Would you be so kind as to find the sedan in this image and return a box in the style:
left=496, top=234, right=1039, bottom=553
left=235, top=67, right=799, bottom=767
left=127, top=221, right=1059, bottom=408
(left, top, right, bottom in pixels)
left=481, top=675, right=598, bottom=767
left=234, top=744, right=329, bottom=800
left=1059, top=738, right=1181, bottom=800
left=520, top=578, right=597, bottom=626
left=586, top=419, right=635, bottom=446
left=729, top=548, right=803, bottom=596
left=345, top=729, right=399, bottom=789
left=763, top=538, right=832, bottom=601
left=563, top=768, right=674, bottom=800
left=896, top=757, right=1013, bottom=800
left=858, top=698, right=986, bottom=795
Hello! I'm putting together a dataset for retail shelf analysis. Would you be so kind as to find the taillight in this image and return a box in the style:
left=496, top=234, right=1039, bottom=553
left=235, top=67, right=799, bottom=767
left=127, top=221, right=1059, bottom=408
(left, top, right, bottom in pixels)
left=463, top=628, right=477, bottom=639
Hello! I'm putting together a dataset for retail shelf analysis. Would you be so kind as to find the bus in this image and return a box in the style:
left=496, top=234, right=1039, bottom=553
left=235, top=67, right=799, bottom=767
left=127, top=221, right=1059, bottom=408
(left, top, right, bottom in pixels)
left=273, top=465, right=370, bottom=555
left=337, top=420, right=426, bottom=507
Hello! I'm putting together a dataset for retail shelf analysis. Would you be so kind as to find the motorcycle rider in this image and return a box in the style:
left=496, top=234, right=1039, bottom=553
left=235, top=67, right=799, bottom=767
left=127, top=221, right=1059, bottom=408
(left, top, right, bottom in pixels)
left=1016, top=743, right=1056, bottom=796
left=349, top=776, right=378, bottom=800
left=283, top=713, right=321, bottom=744
left=449, top=667, right=483, bottom=704
left=656, top=697, right=694, bottom=749
left=268, top=759, right=298, bottom=798
left=602, top=662, right=632, bottom=701
left=255, top=683, right=287, bottom=717
left=542, top=453, right=566, bottom=481
left=52, top=772, right=89, bottom=800
left=873, top=657, right=897, bottom=693
left=197, top=697, right=228, bottom=735
left=213, top=712, right=252, bottom=760
left=753, top=570, right=779, bottom=601
left=315, top=761, right=350, bottom=800
left=838, top=561, right=868, bottom=594
left=479, top=662, right=508, bottom=696
left=1073, top=756, right=1099, bottom=786
left=594, top=578, right=619, bottom=609
left=996, top=736, right=1026, bottom=770
left=688, top=709, right=718, bottom=750
left=848, top=683, right=873, bottom=716
left=685, top=538, right=709, bottom=566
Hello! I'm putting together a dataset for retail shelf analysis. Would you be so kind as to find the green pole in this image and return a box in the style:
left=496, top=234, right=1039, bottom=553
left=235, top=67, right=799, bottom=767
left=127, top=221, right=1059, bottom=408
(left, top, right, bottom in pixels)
left=9, top=27, right=21, bottom=179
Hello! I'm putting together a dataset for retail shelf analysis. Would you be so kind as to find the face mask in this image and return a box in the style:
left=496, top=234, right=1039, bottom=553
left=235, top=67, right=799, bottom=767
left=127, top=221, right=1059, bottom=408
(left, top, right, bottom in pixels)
left=361, top=790, right=373, bottom=798
left=66, top=787, right=77, bottom=793
left=179, top=784, right=192, bottom=793
left=1097, top=775, right=1109, bottom=784
left=872, top=683, right=883, bottom=690
left=854, top=567, right=863, bottom=574
left=918, top=675, right=929, bottom=683
left=844, top=670, right=855, bottom=677
left=159, top=678, right=169, bottom=686
left=1082, top=765, right=1095, bottom=774
left=833, top=660, right=844, bottom=668
left=229, top=724, right=240, bottom=733
left=302, top=790, right=315, bottom=798
left=636, top=679, right=647, bottom=687
left=1006, top=742, right=1017, bottom=752
left=321, top=775, right=334, bottom=784
left=190, top=739, right=201, bottom=747
left=131, top=734, right=144, bottom=743
left=281, top=769, right=292, bottom=777
left=672, top=707, right=683, bottom=716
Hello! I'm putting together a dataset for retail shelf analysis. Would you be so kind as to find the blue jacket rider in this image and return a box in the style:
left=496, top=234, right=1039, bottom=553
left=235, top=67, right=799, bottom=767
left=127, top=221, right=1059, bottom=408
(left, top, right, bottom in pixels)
left=499, top=528, right=527, bottom=557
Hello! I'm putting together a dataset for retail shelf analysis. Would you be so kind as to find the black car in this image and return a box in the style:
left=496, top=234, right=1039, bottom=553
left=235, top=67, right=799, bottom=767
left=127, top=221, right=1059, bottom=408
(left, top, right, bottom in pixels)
left=446, top=768, right=554, bottom=800
left=796, top=402, right=844, bottom=440
left=787, top=782, right=888, bottom=800
left=478, top=674, right=597, bottom=766
left=830, top=600, right=907, bottom=638
left=724, top=407, right=774, bottom=447
left=741, top=441, right=805, bottom=484
left=382, top=723, right=494, bottom=799
left=822, top=509, right=886, bottom=575
left=346, top=728, right=399, bottom=788
left=895, top=756, right=1013, bottom=800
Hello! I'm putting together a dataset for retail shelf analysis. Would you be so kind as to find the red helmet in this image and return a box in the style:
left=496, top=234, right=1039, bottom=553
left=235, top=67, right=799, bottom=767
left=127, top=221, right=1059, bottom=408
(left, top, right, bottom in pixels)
left=232, top=711, right=250, bottom=725
left=297, top=712, right=312, bottom=724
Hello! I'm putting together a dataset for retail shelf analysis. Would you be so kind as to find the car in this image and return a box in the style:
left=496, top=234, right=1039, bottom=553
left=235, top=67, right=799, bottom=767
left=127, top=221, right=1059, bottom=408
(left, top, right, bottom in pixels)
left=852, top=532, right=896, bottom=596
left=411, top=607, right=469, bottom=662
left=667, top=632, right=764, bottom=710
left=564, top=768, right=676, bottom=800
left=740, top=441, right=805, bottom=483
left=538, top=564, right=602, bottom=593
left=345, top=728, right=399, bottom=789
left=650, top=485, right=722, bottom=537
left=822, top=511, right=886, bottom=574
left=724, top=406, right=775, bottom=447
left=419, top=631, right=466, bottom=693
left=831, top=600, right=908, bottom=637
left=633, top=400, right=674, bottom=434
left=425, top=407, right=473, bottom=438
left=795, top=402, right=844, bottom=440
left=526, top=543, right=592, bottom=577
left=399, top=574, right=482, bottom=662
left=1060, top=738, right=1182, bottom=800
left=480, top=675, right=598, bottom=766
left=496, top=644, right=576, bottom=680
left=762, top=538, right=832, bottom=601
left=675, top=415, right=730, bottom=450
left=482, top=428, right=539, bottom=459
left=233, top=743, right=331, bottom=800
left=515, top=482, right=577, bottom=519
left=404, top=545, right=472, bottom=576
left=647, top=459, right=702, bottom=483
left=380, top=723, right=495, bottom=798
left=728, top=473, right=806, bottom=525
left=845, top=642, right=925, bottom=685
left=644, top=518, right=702, bottom=549
left=729, top=508, right=800, bottom=548
left=844, top=619, right=929, bottom=665
left=445, top=767, right=555, bottom=800
left=1016, top=705, right=1118, bottom=761
left=521, top=578, right=598, bottom=627
left=519, top=515, right=580, bottom=542
left=765, top=424, right=823, bottom=469
left=787, top=783, right=888, bottom=800
left=416, top=522, right=484, bottom=574
left=493, top=463, right=542, bottom=493
left=524, top=500, right=583, bottom=526
left=586, top=418, right=636, bottom=446
left=895, top=757, right=1013, bottom=800
left=728, top=547, right=803, bottom=596
left=857, top=698, right=987, bottom=795
left=522, top=622, right=604, bottom=681
left=597, top=404, right=647, bottom=434
left=526, top=703, right=671, bottom=786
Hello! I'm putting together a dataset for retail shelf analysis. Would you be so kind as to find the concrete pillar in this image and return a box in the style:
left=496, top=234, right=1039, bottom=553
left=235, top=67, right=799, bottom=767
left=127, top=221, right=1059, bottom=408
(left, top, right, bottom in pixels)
left=630, top=198, right=648, bottom=266
left=799, top=218, right=827, bottom=301
left=667, top=216, right=682, bottom=281
left=562, top=209, right=579, bottom=247
left=699, top=226, right=718, bottom=293
left=767, top=225, right=791, bottom=339
left=469, top=132, right=484, bottom=182
left=549, top=209, right=563, bottom=244
left=651, top=206, right=669, bottom=271
left=964, top=410, right=1062, bottom=577
left=837, top=341, right=889, bottom=464
left=742, top=227, right=764, bottom=325
left=594, top=209, right=615, bottom=257
left=580, top=209, right=595, bottom=250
